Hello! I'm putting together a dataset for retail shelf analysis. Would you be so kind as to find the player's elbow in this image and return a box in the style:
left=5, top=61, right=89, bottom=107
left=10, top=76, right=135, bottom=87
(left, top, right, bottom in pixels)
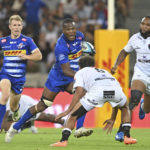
left=36, top=50, right=42, bottom=61
left=38, top=52, right=42, bottom=60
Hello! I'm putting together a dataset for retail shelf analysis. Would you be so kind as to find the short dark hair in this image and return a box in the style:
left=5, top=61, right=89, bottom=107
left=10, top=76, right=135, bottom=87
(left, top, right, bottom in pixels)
left=62, top=18, right=75, bottom=28
left=79, top=56, right=95, bottom=69
left=145, top=16, right=150, bottom=19
left=141, top=16, right=150, bottom=23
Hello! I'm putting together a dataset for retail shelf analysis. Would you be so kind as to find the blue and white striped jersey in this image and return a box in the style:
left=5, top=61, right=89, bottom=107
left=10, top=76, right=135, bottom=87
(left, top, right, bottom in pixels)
left=0, top=34, right=38, bottom=77
left=51, top=31, right=84, bottom=82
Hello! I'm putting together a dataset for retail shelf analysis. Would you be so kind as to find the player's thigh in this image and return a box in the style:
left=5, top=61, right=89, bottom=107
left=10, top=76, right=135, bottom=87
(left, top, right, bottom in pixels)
left=0, top=79, right=11, bottom=95
left=42, top=86, right=58, bottom=102
left=143, top=93, right=150, bottom=113
left=131, top=80, right=146, bottom=92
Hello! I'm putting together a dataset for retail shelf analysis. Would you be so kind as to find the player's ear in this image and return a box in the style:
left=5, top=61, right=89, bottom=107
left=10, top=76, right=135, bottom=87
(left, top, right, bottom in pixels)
left=9, top=24, right=11, bottom=30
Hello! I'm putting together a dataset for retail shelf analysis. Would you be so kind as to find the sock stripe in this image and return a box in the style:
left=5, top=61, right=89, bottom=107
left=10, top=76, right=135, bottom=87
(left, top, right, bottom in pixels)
left=63, top=128, right=72, bottom=133
left=122, top=123, right=131, bottom=127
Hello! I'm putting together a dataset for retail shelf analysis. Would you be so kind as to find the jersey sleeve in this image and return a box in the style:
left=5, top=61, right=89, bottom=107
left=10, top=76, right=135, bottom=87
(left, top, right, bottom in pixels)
left=73, top=71, right=84, bottom=93
left=123, top=35, right=135, bottom=53
left=55, top=45, right=69, bottom=65
left=0, top=38, right=3, bottom=50
left=27, top=38, right=38, bottom=53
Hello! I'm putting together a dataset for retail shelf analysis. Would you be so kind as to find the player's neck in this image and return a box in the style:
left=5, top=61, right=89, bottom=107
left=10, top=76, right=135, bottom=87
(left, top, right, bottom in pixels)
left=11, top=34, right=21, bottom=39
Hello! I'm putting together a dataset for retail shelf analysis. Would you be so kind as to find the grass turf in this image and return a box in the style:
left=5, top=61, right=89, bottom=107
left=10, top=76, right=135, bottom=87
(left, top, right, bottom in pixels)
left=0, top=128, right=150, bottom=150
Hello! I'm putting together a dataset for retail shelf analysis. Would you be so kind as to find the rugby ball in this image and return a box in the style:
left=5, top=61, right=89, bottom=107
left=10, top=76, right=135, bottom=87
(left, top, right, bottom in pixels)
left=82, top=41, right=96, bottom=56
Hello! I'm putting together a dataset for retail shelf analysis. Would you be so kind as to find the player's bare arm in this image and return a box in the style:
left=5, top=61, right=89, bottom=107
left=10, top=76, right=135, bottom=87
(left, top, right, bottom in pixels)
left=18, top=48, right=42, bottom=61
left=61, top=62, right=76, bottom=77
left=56, top=87, right=86, bottom=120
left=111, top=49, right=129, bottom=74
left=103, top=107, right=118, bottom=134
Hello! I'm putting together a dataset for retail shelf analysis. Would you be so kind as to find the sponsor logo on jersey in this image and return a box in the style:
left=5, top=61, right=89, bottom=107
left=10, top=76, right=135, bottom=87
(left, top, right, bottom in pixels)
left=78, top=37, right=82, bottom=40
left=1, top=39, right=6, bottom=43
left=58, top=54, right=65, bottom=61
left=68, top=50, right=82, bottom=60
left=22, top=38, right=27, bottom=42
left=73, top=42, right=78, bottom=46
left=10, top=41, right=17, bottom=44
left=17, top=43, right=25, bottom=49
left=4, top=50, right=26, bottom=56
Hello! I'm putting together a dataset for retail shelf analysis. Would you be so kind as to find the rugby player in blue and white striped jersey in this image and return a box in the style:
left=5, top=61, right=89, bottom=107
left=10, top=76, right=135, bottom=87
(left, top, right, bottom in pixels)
left=0, top=15, right=42, bottom=131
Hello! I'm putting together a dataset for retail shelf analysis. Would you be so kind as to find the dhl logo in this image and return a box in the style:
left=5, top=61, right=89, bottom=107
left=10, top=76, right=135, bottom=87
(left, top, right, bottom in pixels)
left=68, top=50, right=82, bottom=60
left=4, top=50, right=26, bottom=56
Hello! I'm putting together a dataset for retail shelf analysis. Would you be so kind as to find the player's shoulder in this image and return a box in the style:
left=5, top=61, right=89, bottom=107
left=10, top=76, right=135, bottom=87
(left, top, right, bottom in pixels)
left=20, top=34, right=33, bottom=42
left=129, top=32, right=141, bottom=41
left=0, top=36, right=10, bottom=43
left=55, top=34, right=68, bottom=50
left=56, top=34, right=67, bottom=44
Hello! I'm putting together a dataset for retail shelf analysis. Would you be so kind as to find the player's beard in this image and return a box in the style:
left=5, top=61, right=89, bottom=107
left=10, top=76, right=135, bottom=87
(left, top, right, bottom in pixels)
left=140, top=29, right=150, bottom=39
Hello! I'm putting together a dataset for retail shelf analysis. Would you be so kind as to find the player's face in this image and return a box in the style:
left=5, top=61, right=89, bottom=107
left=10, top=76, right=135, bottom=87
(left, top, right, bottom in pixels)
left=9, top=20, right=23, bottom=38
left=140, top=18, right=150, bottom=33
left=63, top=22, right=76, bottom=41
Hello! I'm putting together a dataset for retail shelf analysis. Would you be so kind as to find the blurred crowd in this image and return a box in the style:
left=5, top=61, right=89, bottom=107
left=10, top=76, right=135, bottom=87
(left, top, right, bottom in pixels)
left=0, top=0, right=132, bottom=73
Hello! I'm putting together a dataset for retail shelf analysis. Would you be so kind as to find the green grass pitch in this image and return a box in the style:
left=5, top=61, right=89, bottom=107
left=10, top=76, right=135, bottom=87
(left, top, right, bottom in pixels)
left=0, top=128, right=150, bottom=150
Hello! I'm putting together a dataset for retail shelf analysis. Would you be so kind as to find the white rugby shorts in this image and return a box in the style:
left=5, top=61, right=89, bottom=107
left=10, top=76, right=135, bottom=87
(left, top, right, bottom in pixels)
left=80, top=85, right=127, bottom=111
left=132, top=66, right=150, bottom=95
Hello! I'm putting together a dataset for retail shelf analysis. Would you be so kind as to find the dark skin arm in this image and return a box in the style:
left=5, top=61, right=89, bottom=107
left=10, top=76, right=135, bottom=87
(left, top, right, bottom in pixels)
left=61, top=62, right=76, bottom=77
left=103, top=107, right=118, bottom=134
left=111, top=49, right=129, bottom=74
left=55, top=87, right=86, bottom=120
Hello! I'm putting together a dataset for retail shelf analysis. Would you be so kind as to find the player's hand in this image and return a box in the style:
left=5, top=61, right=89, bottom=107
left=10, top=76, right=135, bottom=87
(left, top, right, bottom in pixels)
left=18, top=53, right=28, bottom=60
left=55, top=111, right=68, bottom=121
left=111, top=67, right=117, bottom=75
left=103, top=119, right=115, bottom=134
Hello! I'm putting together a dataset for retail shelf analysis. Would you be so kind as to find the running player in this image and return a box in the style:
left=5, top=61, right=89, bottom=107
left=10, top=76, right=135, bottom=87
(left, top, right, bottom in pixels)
left=111, top=16, right=150, bottom=141
left=0, top=15, right=42, bottom=131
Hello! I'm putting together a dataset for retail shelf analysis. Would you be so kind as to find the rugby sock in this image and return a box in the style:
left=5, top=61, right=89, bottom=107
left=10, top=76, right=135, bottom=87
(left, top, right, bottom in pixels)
left=13, top=109, right=33, bottom=130
left=122, top=123, right=131, bottom=138
left=117, top=123, right=123, bottom=133
left=76, top=114, right=86, bottom=129
left=0, top=104, right=6, bottom=129
left=60, top=128, right=72, bottom=142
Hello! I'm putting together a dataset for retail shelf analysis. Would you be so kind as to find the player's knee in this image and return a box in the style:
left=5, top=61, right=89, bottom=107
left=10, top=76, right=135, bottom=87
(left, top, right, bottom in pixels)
left=41, top=96, right=53, bottom=107
left=131, top=90, right=143, bottom=103
left=10, top=105, right=17, bottom=112
left=0, top=93, right=9, bottom=104
left=34, top=97, right=53, bottom=113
